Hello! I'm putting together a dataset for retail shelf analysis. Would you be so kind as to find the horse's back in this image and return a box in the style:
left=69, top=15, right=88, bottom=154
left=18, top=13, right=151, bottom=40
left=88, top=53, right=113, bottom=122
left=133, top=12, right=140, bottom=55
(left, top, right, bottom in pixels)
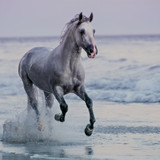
left=26, top=47, right=52, bottom=64
left=18, top=47, right=52, bottom=79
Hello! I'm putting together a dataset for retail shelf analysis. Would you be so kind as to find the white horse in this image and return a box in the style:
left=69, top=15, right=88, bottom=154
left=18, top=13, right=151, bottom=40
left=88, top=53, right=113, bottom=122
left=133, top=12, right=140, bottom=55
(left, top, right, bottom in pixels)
left=18, top=13, right=98, bottom=136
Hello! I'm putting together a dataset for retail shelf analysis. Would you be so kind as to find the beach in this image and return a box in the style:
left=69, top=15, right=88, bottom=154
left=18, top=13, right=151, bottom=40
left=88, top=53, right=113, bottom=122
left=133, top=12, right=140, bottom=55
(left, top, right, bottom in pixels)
left=0, top=100, right=160, bottom=160
left=0, top=35, right=160, bottom=159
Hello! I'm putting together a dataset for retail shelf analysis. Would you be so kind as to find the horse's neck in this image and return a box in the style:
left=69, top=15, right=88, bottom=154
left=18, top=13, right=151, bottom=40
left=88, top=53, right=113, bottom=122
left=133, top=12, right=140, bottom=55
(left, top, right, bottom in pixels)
left=60, top=33, right=82, bottom=70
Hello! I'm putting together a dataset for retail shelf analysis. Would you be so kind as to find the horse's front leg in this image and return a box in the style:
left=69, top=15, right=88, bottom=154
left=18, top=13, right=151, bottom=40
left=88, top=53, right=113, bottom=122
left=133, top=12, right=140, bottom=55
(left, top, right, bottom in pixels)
left=75, top=86, right=96, bottom=136
left=53, top=86, right=68, bottom=122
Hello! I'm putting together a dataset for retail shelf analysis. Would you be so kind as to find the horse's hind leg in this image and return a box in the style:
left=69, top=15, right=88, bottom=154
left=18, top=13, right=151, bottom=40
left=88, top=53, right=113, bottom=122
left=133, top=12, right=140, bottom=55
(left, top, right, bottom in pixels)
left=53, top=86, right=68, bottom=122
left=44, top=91, right=54, bottom=109
left=21, top=74, right=40, bottom=122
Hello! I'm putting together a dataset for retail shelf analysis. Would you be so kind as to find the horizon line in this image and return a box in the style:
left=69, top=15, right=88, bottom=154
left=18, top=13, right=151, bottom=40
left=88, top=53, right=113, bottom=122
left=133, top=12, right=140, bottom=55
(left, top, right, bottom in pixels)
left=1, top=33, right=160, bottom=39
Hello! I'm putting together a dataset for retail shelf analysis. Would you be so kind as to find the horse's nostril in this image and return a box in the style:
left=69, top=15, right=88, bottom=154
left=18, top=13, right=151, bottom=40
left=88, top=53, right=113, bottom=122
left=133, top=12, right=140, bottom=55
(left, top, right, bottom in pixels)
left=90, top=48, right=94, bottom=53
left=88, top=44, right=94, bottom=53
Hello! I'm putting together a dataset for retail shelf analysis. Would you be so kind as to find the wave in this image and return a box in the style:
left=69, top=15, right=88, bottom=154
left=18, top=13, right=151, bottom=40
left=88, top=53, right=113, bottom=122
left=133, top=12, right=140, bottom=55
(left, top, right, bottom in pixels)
left=148, top=65, right=160, bottom=71
left=82, top=60, right=160, bottom=103
left=1, top=73, right=160, bottom=103
left=2, top=75, right=159, bottom=103
left=85, top=77, right=160, bottom=103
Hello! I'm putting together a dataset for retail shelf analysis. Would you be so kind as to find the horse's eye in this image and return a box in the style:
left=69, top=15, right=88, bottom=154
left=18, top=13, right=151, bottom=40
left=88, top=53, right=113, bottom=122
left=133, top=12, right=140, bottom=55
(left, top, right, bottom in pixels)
left=93, top=29, right=96, bottom=34
left=80, top=29, right=85, bottom=35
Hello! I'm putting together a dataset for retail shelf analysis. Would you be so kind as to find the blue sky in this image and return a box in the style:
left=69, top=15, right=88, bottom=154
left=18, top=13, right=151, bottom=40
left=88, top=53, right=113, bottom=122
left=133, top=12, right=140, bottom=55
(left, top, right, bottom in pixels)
left=0, top=0, right=160, bottom=37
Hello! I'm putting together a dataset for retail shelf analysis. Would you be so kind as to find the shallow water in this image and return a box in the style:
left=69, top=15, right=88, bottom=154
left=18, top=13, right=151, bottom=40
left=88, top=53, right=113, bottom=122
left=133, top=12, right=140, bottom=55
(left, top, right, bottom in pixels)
left=0, top=35, right=160, bottom=159
left=0, top=101, right=160, bottom=160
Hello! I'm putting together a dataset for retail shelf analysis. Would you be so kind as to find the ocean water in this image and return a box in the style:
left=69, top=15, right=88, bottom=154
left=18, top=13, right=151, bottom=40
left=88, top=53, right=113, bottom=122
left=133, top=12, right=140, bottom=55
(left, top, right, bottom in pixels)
left=1, top=35, right=160, bottom=103
left=0, top=35, right=160, bottom=159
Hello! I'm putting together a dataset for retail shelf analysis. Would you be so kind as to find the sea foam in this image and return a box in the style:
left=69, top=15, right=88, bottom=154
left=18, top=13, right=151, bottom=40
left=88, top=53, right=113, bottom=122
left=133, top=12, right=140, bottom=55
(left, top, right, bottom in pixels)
left=2, top=106, right=76, bottom=143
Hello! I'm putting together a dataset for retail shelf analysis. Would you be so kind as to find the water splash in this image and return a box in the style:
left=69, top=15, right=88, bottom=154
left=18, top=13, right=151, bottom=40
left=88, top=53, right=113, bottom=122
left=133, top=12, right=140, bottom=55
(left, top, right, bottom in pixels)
left=2, top=106, right=79, bottom=143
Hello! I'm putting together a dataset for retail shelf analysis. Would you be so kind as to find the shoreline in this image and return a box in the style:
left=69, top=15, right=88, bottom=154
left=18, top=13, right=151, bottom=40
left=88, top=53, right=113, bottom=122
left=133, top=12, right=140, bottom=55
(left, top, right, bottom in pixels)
left=0, top=100, right=160, bottom=160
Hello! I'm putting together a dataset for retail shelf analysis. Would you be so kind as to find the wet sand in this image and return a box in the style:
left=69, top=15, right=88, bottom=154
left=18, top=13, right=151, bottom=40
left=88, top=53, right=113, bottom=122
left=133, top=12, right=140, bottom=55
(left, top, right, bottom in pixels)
left=0, top=100, right=160, bottom=160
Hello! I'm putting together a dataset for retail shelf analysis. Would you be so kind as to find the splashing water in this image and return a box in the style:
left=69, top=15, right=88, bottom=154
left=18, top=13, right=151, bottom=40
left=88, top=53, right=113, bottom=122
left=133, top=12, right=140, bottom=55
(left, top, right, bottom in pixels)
left=3, top=107, right=53, bottom=142
left=2, top=103, right=81, bottom=143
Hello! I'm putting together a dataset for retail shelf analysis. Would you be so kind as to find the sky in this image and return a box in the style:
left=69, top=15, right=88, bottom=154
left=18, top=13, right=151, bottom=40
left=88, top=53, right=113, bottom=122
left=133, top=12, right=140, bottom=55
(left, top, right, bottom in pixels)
left=0, top=0, right=160, bottom=37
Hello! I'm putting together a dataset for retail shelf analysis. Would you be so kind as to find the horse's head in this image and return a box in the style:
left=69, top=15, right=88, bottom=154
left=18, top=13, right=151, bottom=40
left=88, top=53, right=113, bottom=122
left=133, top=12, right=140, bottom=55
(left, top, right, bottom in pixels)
left=75, top=13, right=98, bottom=58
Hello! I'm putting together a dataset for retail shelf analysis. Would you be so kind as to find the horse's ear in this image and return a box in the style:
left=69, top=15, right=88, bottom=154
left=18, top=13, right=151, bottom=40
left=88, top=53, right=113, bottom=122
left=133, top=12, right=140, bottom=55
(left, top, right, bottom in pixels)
left=79, top=12, right=83, bottom=22
left=89, top=12, right=93, bottom=22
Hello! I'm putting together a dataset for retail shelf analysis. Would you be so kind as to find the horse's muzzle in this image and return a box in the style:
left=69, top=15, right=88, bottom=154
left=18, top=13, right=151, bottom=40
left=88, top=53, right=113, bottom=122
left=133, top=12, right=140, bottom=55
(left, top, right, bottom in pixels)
left=86, top=44, right=98, bottom=58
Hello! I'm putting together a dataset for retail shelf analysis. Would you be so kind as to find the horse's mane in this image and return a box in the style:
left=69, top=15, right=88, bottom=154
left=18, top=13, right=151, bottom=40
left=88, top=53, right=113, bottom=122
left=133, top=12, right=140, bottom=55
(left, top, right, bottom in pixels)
left=60, top=13, right=89, bottom=44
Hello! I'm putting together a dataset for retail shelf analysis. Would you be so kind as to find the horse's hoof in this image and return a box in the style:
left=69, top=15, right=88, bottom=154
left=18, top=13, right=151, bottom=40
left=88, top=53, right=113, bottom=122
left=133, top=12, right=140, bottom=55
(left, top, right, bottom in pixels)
left=55, top=114, right=64, bottom=122
left=84, top=124, right=93, bottom=136
left=37, top=122, right=45, bottom=131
